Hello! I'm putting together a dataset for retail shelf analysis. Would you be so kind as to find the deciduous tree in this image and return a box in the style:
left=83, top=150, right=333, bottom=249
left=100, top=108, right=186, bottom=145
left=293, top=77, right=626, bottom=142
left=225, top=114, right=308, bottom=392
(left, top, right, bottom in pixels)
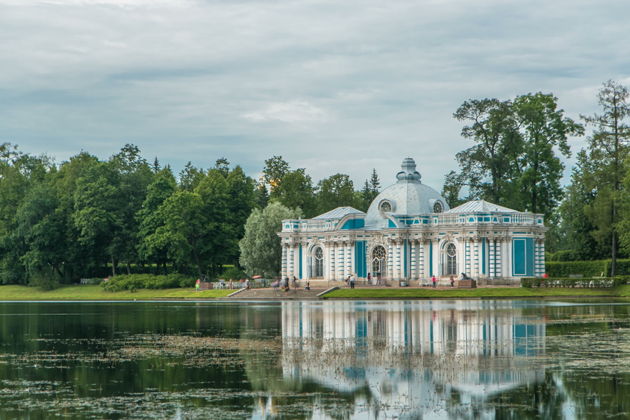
left=582, top=81, right=630, bottom=275
left=239, top=202, right=301, bottom=277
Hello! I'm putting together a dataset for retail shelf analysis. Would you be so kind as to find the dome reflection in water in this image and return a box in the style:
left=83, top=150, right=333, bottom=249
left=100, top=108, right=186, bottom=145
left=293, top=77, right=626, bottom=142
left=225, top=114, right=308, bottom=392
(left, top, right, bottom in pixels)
left=274, top=300, right=545, bottom=419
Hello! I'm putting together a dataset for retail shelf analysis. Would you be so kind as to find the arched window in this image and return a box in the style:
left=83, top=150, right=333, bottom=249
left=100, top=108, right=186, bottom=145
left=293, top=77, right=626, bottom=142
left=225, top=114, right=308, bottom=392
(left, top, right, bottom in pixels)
left=312, top=246, right=324, bottom=278
left=433, top=201, right=443, bottom=213
left=372, top=245, right=386, bottom=278
left=446, top=243, right=457, bottom=275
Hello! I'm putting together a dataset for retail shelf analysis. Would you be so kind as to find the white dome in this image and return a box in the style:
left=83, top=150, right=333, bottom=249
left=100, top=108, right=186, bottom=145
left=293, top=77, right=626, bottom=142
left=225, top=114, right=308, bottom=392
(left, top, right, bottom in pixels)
left=365, top=158, right=449, bottom=229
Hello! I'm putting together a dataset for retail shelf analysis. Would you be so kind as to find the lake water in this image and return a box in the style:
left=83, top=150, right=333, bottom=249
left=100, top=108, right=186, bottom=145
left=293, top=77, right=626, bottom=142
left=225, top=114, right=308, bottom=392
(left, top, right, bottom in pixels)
left=0, top=299, right=629, bottom=419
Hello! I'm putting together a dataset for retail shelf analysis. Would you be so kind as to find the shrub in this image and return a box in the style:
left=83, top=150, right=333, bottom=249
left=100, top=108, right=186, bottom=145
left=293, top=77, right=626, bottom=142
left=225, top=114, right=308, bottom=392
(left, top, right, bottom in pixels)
left=101, top=274, right=195, bottom=292
left=545, top=259, right=630, bottom=277
left=547, top=250, right=582, bottom=262
left=28, top=267, right=61, bottom=290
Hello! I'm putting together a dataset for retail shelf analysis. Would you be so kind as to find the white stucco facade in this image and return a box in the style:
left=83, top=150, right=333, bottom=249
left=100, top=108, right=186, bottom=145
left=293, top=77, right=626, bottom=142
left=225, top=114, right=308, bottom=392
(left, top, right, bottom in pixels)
left=279, top=158, right=546, bottom=283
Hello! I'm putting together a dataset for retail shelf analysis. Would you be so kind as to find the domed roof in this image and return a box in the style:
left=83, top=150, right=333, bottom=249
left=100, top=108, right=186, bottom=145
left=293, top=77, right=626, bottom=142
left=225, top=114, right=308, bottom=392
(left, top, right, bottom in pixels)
left=365, top=158, right=449, bottom=229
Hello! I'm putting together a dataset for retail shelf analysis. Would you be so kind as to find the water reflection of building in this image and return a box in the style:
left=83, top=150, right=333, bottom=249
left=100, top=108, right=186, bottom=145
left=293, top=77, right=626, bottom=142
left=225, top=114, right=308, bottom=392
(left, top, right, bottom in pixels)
left=279, top=301, right=546, bottom=419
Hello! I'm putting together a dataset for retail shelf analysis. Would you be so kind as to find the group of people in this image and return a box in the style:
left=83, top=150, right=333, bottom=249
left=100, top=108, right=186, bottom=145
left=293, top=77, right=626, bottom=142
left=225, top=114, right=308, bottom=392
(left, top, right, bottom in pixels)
left=273, top=276, right=310, bottom=291
left=195, top=278, right=248, bottom=291
left=345, top=274, right=357, bottom=288
left=428, top=273, right=471, bottom=288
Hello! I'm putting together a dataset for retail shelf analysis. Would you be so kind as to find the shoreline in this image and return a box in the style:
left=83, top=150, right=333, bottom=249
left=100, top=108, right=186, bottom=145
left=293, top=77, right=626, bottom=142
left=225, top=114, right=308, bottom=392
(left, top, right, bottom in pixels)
left=0, top=284, right=628, bottom=302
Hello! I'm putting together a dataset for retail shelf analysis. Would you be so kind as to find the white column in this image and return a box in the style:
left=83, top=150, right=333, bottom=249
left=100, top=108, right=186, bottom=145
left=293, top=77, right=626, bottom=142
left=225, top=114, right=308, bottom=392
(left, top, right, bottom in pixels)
left=387, top=241, right=394, bottom=280
left=432, top=240, right=438, bottom=278
left=418, top=241, right=425, bottom=279
left=496, top=239, right=502, bottom=277
left=395, top=241, right=402, bottom=280
left=347, top=242, right=354, bottom=276
left=503, top=239, right=511, bottom=278
left=304, top=242, right=308, bottom=279
left=535, top=240, right=545, bottom=276
left=472, top=239, right=479, bottom=278
left=341, top=242, right=350, bottom=279
left=287, top=245, right=294, bottom=278
left=540, top=240, right=545, bottom=276
left=281, top=245, right=288, bottom=278
left=489, top=240, right=495, bottom=277
left=410, top=240, right=417, bottom=280
left=328, top=243, right=335, bottom=280
left=457, top=238, right=466, bottom=276
left=337, top=243, right=345, bottom=279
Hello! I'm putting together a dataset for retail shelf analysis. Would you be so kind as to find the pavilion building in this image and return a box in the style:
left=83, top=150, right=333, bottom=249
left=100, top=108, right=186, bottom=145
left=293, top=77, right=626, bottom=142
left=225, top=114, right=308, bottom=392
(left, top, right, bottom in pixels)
left=279, top=158, right=546, bottom=284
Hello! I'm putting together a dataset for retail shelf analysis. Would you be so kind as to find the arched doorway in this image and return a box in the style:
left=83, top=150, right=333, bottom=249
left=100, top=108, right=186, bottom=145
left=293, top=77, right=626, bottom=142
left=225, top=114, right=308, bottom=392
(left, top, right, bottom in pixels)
left=311, top=246, right=324, bottom=278
left=372, top=245, right=386, bottom=280
left=443, top=243, right=457, bottom=276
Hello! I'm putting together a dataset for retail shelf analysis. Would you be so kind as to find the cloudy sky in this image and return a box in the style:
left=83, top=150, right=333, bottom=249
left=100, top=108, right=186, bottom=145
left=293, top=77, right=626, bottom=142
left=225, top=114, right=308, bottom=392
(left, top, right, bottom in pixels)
left=1, top=0, right=629, bottom=189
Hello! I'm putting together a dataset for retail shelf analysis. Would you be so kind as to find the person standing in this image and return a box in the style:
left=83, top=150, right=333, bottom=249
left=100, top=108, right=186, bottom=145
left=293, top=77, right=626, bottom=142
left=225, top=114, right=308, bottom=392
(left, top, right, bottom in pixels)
left=432, top=275, right=437, bottom=288
left=350, top=273, right=356, bottom=289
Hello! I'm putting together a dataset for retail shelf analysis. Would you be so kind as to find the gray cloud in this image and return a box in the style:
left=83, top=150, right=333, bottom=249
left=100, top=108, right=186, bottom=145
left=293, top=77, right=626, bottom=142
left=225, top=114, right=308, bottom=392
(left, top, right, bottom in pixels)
left=1, top=0, right=629, bottom=190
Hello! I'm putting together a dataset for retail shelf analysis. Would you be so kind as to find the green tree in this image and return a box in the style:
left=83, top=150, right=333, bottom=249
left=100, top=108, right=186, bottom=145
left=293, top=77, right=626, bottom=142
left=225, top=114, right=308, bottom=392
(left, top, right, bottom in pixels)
left=153, top=191, right=208, bottom=277
left=137, top=168, right=177, bottom=272
left=224, top=166, right=256, bottom=263
left=360, top=169, right=381, bottom=210
left=556, top=151, right=606, bottom=259
left=262, top=155, right=289, bottom=193
left=273, top=168, right=316, bottom=217
left=15, top=182, right=68, bottom=287
left=441, top=170, right=466, bottom=208
left=239, top=202, right=301, bottom=277
left=619, top=169, right=630, bottom=256
left=253, top=182, right=269, bottom=209
left=0, top=144, right=53, bottom=284
left=194, top=169, right=232, bottom=274
left=108, top=144, right=153, bottom=274
left=582, top=81, right=630, bottom=275
left=453, top=98, right=521, bottom=203
left=52, top=152, right=101, bottom=280
left=512, top=93, right=583, bottom=218
left=179, top=161, right=204, bottom=191
left=72, top=162, right=121, bottom=276
left=214, top=157, right=230, bottom=176
left=316, top=173, right=356, bottom=214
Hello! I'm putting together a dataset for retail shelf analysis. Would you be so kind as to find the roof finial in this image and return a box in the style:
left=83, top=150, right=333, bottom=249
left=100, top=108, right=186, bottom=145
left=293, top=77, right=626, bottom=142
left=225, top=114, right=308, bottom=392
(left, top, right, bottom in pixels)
left=396, top=157, right=422, bottom=183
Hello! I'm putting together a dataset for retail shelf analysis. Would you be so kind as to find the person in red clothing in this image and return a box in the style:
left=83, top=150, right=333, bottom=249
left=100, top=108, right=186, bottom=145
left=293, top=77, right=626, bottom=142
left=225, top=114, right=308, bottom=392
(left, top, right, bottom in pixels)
left=431, top=275, right=437, bottom=288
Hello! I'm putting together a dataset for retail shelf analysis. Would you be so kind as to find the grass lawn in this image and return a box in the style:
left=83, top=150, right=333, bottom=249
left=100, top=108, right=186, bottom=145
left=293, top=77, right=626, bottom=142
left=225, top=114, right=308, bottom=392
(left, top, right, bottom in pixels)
left=323, top=286, right=627, bottom=299
left=0, top=285, right=234, bottom=300
left=616, top=285, right=630, bottom=297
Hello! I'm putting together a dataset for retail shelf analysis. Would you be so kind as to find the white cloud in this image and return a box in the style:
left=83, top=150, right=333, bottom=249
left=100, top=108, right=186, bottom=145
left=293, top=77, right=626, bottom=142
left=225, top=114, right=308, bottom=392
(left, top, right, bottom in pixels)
left=243, top=101, right=328, bottom=123
left=0, top=0, right=629, bottom=188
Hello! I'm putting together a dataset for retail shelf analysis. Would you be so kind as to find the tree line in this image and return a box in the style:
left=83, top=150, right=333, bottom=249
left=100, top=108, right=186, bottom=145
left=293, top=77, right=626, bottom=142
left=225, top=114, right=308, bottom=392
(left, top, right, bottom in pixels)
left=0, top=145, right=381, bottom=286
left=1, top=80, right=628, bottom=285
left=443, top=81, right=630, bottom=275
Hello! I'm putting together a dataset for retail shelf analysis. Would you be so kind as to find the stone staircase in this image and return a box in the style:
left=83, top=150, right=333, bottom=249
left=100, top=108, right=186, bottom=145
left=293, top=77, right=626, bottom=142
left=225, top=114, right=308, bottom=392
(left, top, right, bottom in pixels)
left=228, top=287, right=327, bottom=300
